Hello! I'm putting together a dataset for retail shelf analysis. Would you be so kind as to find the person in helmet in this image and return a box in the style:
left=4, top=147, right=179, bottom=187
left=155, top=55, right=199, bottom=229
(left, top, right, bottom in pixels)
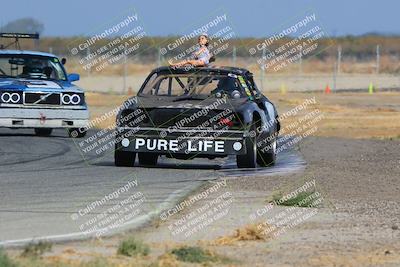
left=211, top=77, right=243, bottom=98
left=170, top=33, right=211, bottom=67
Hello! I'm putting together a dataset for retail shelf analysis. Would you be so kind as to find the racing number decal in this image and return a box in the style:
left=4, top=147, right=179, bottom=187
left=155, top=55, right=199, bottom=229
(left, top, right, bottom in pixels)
left=238, top=76, right=253, bottom=100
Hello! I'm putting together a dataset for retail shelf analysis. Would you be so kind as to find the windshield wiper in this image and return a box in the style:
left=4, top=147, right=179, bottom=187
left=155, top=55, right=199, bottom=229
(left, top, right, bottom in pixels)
left=173, top=95, right=206, bottom=102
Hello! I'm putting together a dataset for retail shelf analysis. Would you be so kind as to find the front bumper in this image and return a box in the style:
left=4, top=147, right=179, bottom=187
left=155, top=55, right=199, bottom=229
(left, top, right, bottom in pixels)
left=0, top=107, right=89, bottom=128
left=115, top=126, right=248, bottom=155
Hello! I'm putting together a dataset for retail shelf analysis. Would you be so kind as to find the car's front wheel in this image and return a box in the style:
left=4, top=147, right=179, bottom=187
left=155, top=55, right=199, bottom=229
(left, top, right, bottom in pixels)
left=34, top=128, right=52, bottom=137
left=236, top=124, right=257, bottom=168
left=114, top=150, right=136, bottom=167
left=138, top=153, right=158, bottom=166
left=257, top=135, right=277, bottom=167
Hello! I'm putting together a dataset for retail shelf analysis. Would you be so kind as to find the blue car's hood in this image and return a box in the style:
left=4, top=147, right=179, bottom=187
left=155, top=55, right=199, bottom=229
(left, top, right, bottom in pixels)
left=0, top=78, right=83, bottom=93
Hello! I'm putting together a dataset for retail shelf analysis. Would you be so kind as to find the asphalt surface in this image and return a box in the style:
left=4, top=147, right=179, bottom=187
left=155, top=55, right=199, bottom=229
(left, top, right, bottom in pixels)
left=0, top=128, right=304, bottom=246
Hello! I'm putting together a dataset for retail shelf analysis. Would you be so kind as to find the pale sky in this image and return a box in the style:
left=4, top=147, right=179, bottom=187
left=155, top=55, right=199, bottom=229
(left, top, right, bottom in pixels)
left=1, top=0, right=399, bottom=37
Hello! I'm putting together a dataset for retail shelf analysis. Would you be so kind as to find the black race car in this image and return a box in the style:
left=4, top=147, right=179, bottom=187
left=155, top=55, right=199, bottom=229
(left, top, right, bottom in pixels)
left=114, top=66, right=280, bottom=168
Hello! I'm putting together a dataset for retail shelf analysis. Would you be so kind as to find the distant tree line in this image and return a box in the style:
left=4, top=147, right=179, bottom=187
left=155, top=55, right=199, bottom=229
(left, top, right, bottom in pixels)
left=0, top=18, right=44, bottom=34
left=1, top=17, right=399, bottom=62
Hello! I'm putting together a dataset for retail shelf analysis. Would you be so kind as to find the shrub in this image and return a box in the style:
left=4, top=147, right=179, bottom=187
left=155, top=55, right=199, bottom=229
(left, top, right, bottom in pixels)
left=117, top=237, right=149, bottom=257
left=20, top=241, right=52, bottom=258
left=171, top=246, right=215, bottom=263
left=0, top=249, right=18, bottom=267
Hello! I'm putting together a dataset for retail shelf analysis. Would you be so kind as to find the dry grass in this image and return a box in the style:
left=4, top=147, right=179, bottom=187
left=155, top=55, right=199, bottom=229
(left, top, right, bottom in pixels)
left=11, top=245, right=230, bottom=267
left=153, top=253, right=180, bottom=267
left=211, top=224, right=269, bottom=246
left=85, top=92, right=128, bottom=129
left=269, top=92, right=400, bottom=139
left=67, top=60, right=157, bottom=77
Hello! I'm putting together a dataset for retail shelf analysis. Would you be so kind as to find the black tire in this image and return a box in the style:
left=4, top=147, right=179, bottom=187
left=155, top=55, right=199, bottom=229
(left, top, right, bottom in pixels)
left=236, top=124, right=257, bottom=168
left=138, top=153, right=158, bottom=166
left=68, top=128, right=87, bottom=138
left=257, top=135, right=277, bottom=167
left=114, top=150, right=136, bottom=167
left=34, top=128, right=52, bottom=136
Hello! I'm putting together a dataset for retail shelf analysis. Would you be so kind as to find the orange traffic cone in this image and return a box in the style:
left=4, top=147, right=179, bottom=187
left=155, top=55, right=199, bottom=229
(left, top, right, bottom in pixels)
left=128, top=86, right=133, bottom=95
left=324, top=84, right=331, bottom=94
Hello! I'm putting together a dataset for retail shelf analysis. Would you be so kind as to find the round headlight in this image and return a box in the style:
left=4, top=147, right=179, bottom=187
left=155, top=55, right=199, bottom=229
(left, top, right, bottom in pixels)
left=70, top=94, right=81, bottom=105
left=10, top=93, right=20, bottom=103
left=1, top=92, right=11, bottom=103
left=62, top=94, right=71, bottom=104
left=62, top=94, right=81, bottom=105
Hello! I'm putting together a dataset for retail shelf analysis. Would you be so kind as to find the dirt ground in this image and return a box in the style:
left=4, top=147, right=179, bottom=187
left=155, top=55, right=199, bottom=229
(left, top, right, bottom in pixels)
left=5, top=91, right=400, bottom=266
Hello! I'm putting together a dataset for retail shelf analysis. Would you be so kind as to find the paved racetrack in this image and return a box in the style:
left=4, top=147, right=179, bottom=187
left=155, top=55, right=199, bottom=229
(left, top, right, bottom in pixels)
left=0, top=128, right=304, bottom=246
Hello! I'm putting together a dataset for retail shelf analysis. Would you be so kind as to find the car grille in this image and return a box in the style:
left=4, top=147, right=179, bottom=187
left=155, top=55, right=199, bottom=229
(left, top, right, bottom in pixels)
left=140, top=108, right=223, bottom=128
left=24, top=93, right=60, bottom=105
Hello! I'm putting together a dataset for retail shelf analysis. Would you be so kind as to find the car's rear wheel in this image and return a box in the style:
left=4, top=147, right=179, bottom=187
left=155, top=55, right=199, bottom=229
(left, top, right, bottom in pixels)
left=138, top=153, right=158, bottom=166
left=114, top=150, right=136, bottom=167
left=34, top=128, right=52, bottom=137
left=236, top=124, right=257, bottom=168
left=68, top=128, right=87, bottom=138
left=257, top=135, right=277, bottom=167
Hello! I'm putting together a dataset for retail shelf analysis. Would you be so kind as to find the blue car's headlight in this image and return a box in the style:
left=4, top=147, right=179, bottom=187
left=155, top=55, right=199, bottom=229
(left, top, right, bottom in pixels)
left=0, top=91, right=22, bottom=104
left=61, top=93, right=85, bottom=105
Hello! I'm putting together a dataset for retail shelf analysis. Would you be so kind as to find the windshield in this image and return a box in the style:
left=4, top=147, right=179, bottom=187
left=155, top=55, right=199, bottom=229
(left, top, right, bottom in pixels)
left=139, top=73, right=250, bottom=99
left=0, top=55, right=67, bottom=81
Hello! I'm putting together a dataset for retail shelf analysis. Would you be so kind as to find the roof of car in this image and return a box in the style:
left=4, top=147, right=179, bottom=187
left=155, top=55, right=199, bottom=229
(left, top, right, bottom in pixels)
left=0, top=50, right=58, bottom=58
left=153, top=66, right=252, bottom=75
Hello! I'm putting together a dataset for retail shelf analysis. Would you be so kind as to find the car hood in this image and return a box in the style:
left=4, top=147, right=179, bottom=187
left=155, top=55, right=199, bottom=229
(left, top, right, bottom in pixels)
left=0, top=78, right=84, bottom=93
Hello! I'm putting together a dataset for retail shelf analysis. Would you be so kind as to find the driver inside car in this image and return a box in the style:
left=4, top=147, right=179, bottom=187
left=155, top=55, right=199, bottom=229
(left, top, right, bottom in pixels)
left=43, top=66, right=53, bottom=79
left=211, top=77, right=242, bottom=97
left=21, top=62, right=43, bottom=77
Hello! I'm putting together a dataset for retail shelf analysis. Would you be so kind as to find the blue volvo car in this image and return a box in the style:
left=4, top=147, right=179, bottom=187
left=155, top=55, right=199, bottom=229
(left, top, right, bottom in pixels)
left=0, top=34, right=89, bottom=137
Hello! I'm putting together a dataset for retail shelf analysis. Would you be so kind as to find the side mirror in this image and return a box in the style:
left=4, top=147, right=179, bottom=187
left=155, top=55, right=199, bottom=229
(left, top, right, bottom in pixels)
left=67, top=73, right=80, bottom=82
left=61, top=58, right=67, bottom=65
